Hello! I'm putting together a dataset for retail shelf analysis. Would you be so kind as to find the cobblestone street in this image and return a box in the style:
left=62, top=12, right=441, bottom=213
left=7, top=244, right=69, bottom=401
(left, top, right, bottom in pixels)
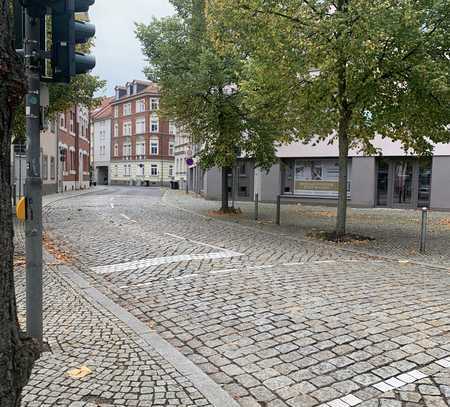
left=16, top=186, right=450, bottom=406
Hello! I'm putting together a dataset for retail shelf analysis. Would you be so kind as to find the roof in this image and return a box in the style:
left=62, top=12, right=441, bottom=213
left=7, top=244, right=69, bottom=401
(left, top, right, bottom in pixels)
left=111, top=82, right=161, bottom=105
left=91, top=97, right=114, bottom=120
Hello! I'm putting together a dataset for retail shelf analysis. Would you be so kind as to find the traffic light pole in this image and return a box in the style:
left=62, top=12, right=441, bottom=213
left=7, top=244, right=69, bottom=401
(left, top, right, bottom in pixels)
left=24, top=9, right=43, bottom=343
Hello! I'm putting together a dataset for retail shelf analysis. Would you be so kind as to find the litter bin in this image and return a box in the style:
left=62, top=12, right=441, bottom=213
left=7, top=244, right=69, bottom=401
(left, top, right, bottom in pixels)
left=145, top=181, right=150, bottom=187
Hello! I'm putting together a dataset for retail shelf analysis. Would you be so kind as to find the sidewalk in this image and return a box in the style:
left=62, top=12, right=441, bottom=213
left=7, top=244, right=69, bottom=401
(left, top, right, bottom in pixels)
left=14, top=222, right=236, bottom=407
left=164, top=190, right=450, bottom=268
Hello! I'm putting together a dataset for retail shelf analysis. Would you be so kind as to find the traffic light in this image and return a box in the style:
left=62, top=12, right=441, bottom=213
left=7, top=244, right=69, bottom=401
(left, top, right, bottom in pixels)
left=52, top=0, right=96, bottom=83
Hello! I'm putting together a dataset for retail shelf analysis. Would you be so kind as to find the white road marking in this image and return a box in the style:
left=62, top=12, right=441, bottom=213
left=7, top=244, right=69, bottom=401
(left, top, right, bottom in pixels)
left=120, top=213, right=130, bottom=220
left=110, top=203, right=114, bottom=208
left=91, top=251, right=243, bottom=274
left=210, top=268, right=239, bottom=274
left=167, top=274, right=198, bottom=281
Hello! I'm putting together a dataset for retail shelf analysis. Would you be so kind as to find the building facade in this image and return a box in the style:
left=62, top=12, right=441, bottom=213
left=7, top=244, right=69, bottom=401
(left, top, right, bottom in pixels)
left=110, top=80, right=175, bottom=186
left=173, top=126, right=191, bottom=190
left=91, top=97, right=113, bottom=185
left=202, top=136, right=450, bottom=210
left=40, top=118, right=58, bottom=195
left=57, top=104, right=90, bottom=191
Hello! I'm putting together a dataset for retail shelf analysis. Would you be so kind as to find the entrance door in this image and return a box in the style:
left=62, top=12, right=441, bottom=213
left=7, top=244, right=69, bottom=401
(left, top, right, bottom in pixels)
left=392, top=160, right=413, bottom=207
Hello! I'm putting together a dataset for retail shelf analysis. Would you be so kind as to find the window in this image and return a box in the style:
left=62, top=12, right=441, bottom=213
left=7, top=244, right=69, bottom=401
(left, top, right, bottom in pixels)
left=114, top=144, right=118, bottom=157
left=136, top=117, right=146, bottom=134
left=59, top=113, right=65, bottom=129
left=50, top=157, right=55, bottom=179
left=169, top=142, right=174, bottom=156
left=42, top=155, right=48, bottom=180
left=113, top=165, right=118, bottom=176
left=123, top=121, right=132, bottom=136
left=114, top=105, right=119, bottom=118
left=150, top=141, right=158, bottom=155
left=136, top=99, right=145, bottom=113
left=123, top=103, right=131, bottom=116
left=136, top=142, right=145, bottom=156
left=150, top=164, right=158, bottom=176
left=50, top=119, right=56, bottom=133
left=114, top=123, right=118, bottom=137
left=123, top=143, right=131, bottom=157
left=69, top=112, right=74, bottom=133
left=151, top=98, right=159, bottom=110
left=124, top=164, right=131, bottom=176
left=137, top=163, right=145, bottom=176
left=169, top=165, right=173, bottom=177
left=150, top=114, right=159, bottom=132
left=169, top=121, right=176, bottom=135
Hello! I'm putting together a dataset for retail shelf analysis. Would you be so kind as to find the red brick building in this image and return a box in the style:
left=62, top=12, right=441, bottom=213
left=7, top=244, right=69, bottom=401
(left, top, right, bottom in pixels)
left=110, top=80, right=175, bottom=185
left=57, top=104, right=90, bottom=191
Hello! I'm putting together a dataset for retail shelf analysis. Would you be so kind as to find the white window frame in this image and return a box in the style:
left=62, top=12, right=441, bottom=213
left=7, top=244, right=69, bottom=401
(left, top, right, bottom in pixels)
left=136, top=99, right=145, bottom=113
left=114, top=105, right=119, bottom=118
left=123, top=120, right=132, bottom=136
left=150, top=113, right=159, bottom=133
left=150, top=164, right=158, bottom=176
left=113, top=144, right=118, bottom=157
left=136, top=142, right=145, bottom=156
left=150, top=98, right=159, bottom=110
left=169, top=142, right=174, bottom=156
left=114, top=123, right=118, bottom=137
left=169, top=165, right=173, bottom=177
left=169, top=121, right=176, bottom=135
left=150, top=141, right=159, bottom=156
left=136, top=117, right=146, bottom=134
left=123, top=103, right=131, bottom=116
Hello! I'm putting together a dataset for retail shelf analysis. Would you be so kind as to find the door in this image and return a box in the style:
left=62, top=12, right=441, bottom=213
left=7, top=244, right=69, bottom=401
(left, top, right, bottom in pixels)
left=392, top=160, right=413, bottom=207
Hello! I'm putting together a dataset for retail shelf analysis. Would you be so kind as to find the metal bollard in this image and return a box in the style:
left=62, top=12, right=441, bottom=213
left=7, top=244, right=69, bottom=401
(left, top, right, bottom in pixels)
left=276, top=195, right=281, bottom=225
left=419, top=207, right=428, bottom=253
left=254, top=192, right=259, bottom=221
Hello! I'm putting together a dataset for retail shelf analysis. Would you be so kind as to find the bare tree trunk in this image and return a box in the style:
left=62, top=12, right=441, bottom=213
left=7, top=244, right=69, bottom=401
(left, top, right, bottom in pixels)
left=336, top=114, right=350, bottom=238
left=220, top=166, right=229, bottom=211
left=0, top=2, right=41, bottom=405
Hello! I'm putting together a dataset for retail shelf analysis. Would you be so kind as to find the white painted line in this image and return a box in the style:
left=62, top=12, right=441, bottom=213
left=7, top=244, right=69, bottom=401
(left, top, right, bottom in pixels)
left=248, top=265, right=275, bottom=270
left=328, top=399, right=349, bottom=407
left=397, top=373, right=417, bottom=384
left=341, top=395, right=362, bottom=406
left=210, top=268, right=239, bottom=274
left=110, top=203, right=114, bottom=209
left=167, top=274, right=198, bottom=281
left=91, top=251, right=243, bottom=274
left=436, top=358, right=450, bottom=368
left=385, top=377, right=406, bottom=388
left=120, top=213, right=130, bottom=220
left=373, top=382, right=394, bottom=392
left=408, top=370, right=427, bottom=380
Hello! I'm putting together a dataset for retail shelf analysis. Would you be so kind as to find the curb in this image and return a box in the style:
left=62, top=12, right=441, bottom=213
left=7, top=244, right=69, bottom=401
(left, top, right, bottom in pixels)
left=45, top=251, right=239, bottom=407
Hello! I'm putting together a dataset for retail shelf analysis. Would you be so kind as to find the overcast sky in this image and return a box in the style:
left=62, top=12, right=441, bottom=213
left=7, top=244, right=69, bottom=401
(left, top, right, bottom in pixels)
left=89, top=0, right=175, bottom=96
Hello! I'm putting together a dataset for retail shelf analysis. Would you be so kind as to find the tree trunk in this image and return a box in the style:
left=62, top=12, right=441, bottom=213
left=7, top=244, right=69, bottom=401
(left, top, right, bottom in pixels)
left=220, top=166, right=229, bottom=211
left=335, top=113, right=351, bottom=238
left=0, top=2, right=41, bottom=405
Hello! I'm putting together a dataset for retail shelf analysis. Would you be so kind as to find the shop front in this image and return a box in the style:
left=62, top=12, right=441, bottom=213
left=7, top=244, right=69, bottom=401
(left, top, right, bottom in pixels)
left=376, top=157, right=432, bottom=208
left=282, top=158, right=351, bottom=199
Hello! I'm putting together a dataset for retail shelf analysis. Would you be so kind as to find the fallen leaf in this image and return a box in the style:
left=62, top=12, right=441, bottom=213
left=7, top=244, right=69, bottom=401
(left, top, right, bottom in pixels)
left=66, top=365, right=92, bottom=379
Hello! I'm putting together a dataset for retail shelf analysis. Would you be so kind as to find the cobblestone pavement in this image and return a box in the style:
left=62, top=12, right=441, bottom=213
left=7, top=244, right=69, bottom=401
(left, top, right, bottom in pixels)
left=35, top=186, right=450, bottom=406
left=14, top=221, right=214, bottom=406
left=165, top=190, right=450, bottom=268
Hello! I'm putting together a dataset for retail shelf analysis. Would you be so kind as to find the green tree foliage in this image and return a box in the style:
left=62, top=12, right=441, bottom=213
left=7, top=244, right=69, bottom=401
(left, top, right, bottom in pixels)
left=136, top=0, right=281, bottom=210
left=208, top=0, right=450, bottom=236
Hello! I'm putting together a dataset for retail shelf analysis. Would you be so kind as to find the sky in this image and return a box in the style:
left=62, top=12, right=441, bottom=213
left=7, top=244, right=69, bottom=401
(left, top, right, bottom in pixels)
left=89, top=0, right=175, bottom=97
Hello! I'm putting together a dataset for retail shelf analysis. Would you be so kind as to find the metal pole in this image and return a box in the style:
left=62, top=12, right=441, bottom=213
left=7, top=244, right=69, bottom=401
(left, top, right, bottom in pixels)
left=419, top=207, right=428, bottom=253
left=24, top=9, right=43, bottom=343
left=254, top=192, right=259, bottom=221
left=276, top=194, right=281, bottom=225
